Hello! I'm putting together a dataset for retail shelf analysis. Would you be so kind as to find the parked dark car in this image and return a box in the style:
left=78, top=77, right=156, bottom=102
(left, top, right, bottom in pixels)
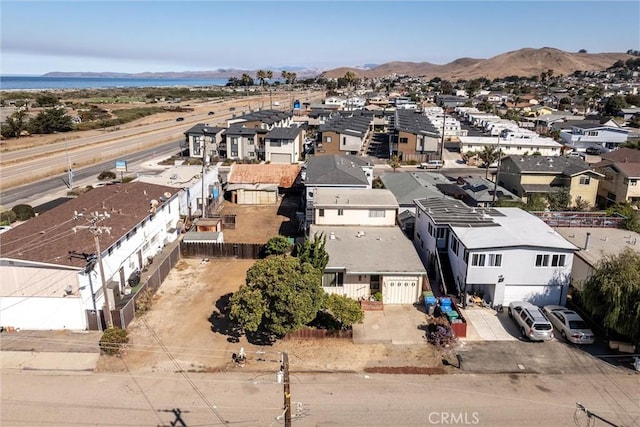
left=176, top=117, right=185, bottom=122
left=585, top=146, right=604, bottom=155
left=208, top=111, right=215, bottom=115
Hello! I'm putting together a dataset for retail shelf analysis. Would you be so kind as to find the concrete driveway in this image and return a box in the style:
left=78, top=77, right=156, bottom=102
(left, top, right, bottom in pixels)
left=461, top=305, right=519, bottom=341
left=352, top=305, right=427, bottom=345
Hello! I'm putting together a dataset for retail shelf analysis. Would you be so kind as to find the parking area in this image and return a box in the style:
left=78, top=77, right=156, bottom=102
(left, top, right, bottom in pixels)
left=461, top=306, right=519, bottom=341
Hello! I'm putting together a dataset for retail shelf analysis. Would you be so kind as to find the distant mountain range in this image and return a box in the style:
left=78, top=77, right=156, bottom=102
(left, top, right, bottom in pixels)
left=43, top=48, right=632, bottom=81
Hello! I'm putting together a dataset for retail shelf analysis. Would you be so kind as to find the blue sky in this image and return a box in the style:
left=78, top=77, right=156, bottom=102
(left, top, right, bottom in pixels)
left=1, top=1, right=638, bottom=75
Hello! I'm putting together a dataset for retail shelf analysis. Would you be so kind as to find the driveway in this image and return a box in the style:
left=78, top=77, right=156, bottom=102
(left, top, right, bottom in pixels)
left=461, top=305, right=519, bottom=341
left=353, top=305, right=427, bottom=345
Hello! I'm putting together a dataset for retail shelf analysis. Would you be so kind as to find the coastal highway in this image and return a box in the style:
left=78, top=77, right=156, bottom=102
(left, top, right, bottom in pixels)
left=1, top=90, right=324, bottom=193
left=1, top=140, right=182, bottom=207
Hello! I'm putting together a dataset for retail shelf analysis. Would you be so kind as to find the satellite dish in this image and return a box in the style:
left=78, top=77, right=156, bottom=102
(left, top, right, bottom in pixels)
left=164, top=192, right=172, bottom=198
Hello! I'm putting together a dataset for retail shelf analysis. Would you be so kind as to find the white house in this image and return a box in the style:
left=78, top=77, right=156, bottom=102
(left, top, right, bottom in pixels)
left=413, top=198, right=578, bottom=307
left=135, top=164, right=221, bottom=217
left=0, top=183, right=181, bottom=330
left=458, top=134, right=563, bottom=156
left=559, top=123, right=630, bottom=152
left=304, top=155, right=374, bottom=230
left=312, top=188, right=398, bottom=227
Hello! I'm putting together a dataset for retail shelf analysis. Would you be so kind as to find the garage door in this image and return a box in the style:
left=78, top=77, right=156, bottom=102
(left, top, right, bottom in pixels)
left=383, top=277, right=420, bottom=304
left=502, top=285, right=564, bottom=307
left=270, top=153, right=292, bottom=164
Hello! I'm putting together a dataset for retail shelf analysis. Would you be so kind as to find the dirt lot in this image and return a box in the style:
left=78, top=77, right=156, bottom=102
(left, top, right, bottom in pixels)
left=97, top=199, right=446, bottom=374
left=97, top=257, right=446, bottom=375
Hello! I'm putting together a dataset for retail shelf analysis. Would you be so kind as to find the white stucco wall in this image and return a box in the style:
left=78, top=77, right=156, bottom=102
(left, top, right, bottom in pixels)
left=315, top=207, right=396, bottom=226
left=0, top=296, right=86, bottom=330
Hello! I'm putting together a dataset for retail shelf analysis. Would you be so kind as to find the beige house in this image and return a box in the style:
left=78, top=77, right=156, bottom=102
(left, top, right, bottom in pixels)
left=498, top=155, right=603, bottom=208
left=593, top=148, right=640, bottom=208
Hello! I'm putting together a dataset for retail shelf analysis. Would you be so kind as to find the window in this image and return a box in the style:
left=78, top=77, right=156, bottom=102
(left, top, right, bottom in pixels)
left=337, top=209, right=344, bottom=216
left=325, top=136, right=332, bottom=143
left=535, top=254, right=550, bottom=267
left=450, top=238, right=459, bottom=255
left=487, top=253, right=502, bottom=267
left=323, top=272, right=344, bottom=287
left=231, top=151, right=238, bottom=157
left=631, top=180, right=638, bottom=186
left=369, top=209, right=385, bottom=218
left=579, top=176, right=591, bottom=185
left=587, top=131, right=598, bottom=136
left=427, top=223, right=433, bottom=236
left=471, top=254, right=486, bottom=266
left=436, top=228, right=446, bottom=239
left=248, top=152, right=255, bottom=157
left=342, top=137, right=347, bottom=146
left=319, top=209, right=325, bottom=217
left=399, top=137, right=409, bottom=144
left=192, top=140, right=202, bottom=156
left=551, top=254, right=566, bottom=267
left=248, top=138, right=255, bottom=145
left=269, top=140, right=282, bottom=147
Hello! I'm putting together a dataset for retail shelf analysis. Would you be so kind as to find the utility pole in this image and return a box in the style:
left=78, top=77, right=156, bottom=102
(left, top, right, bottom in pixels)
left=439, top=107, right=446, bottom=162
left=201, top=127, right=208, bottom=219
left=68, top=251, right=102, bottom=331
left=282, top=352, right=292, bottom=427
left=73, top=211, right=113, bottom=328
left=492, top=133, right=502, bottom=207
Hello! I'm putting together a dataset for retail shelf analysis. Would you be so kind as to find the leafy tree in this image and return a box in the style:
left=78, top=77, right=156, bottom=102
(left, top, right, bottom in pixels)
left=240, top=73, right=254, bottom=87
left=256, top=70, right=267, bottom=87
left=228, top=256, right=325, bottom=336
left=296, top=232, right=329, bottom=270
left=11, top=204, right=35, bottom=221
left=477, top=145, right=500, bottom=179
left=322, top=294, right=364, bottom=329
left=547, top=188, right=571, bottom=211
left=525, top=194, right=548, bottom=211
left=625, top=94, right=640, bottom=107
left=579, top=249, right=640, bottom=345
left=578, top=49, right=587, bottom=53
left=388, top=155, right=401, bottom=172
left=606, top=201, right=640, bottom=233
left=604, top=95, right=628, bottom=116
left=343, top=71, right=357, bottom=89
left=264, top=235, right=293, bottom=256
left=439, top=80, right=453, bottom=95
left=27, top=108, right=74, bottom=134
left=0, top=109, right=29, bottom=138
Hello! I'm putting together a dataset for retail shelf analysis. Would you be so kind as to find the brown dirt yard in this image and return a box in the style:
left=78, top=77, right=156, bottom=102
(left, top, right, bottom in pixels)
left=98, top=198, right=448, bottom=374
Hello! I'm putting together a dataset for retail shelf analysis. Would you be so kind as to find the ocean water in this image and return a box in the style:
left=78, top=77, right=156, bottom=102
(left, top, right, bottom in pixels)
left=0, top=75, right=232, bottom=90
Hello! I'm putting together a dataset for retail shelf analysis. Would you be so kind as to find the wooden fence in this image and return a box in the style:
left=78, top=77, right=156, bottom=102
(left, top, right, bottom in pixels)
left=284, top=328, right=353, bottom=340
left=180, top=241, right=264, bottom=259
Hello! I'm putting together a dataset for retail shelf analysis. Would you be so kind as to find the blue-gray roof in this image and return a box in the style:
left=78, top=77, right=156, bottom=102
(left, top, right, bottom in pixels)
left=266, top=126, right=301, bottom=140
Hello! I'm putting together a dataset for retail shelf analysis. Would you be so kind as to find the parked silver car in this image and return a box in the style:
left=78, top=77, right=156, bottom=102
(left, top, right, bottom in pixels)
left=542, top=305, right=595, bottom=344
left=508, top=301, right=554, bottom=341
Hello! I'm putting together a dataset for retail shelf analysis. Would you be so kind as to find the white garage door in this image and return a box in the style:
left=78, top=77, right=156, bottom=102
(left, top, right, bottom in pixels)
left=270, top=153, right=292, bottom=164
left=502, top=285, right=564, bottom=307
left=383, top=277, right=420, bottom=304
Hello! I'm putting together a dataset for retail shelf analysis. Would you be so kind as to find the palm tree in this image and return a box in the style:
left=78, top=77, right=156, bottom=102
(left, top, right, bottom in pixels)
left=256, top=70, right=266, bottom=87
left=266, top=70, right=273, bottom=84
left=478, top=145, right=500, bottom=179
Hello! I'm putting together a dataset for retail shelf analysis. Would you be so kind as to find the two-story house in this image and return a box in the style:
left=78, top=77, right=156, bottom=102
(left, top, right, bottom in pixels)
left=559, top=122, right=630, bottom=152
left=0, top=183, right=181, bottom=330
left=316, top=114, right=372, bottom=156
left=184, top=124, right=225, bottom=160
left=413, top=198, right=578, bottom=307
left=594, top=147, right=640, bottom=207
left=390, top=110, right=441, bottom=163
left=309, top=188, right=427, bottom=304
left=223, top=125, right=262, bottom=160
left=498, top=155, right=603, bottom=208
left=304, top=155, right=373, bottom=230
left=264, top=126, right=303, bottom=164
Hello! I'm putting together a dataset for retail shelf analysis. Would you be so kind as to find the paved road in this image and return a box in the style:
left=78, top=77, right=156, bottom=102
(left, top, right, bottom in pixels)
left=1, top=370, right=637, bottom=426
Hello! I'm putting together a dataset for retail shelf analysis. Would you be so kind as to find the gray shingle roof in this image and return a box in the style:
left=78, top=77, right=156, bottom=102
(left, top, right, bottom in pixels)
left=379, top=172, right=451, bottom=206
left=224, top=125, right=260, bottom=136
left=184, top=124, right=225, bottom=135
left=305, top=155, right=371, bottom=186
left=265, top=126, right=301, bottom=140
left=503, top=155, right=593, bottom=176
left=234, top=109, right=292, bottom=125
left=393, top=110, right=439, bottom=135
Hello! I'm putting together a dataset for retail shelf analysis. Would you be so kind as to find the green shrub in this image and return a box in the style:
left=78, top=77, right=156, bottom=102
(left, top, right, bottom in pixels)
left=99, top=327, right=129, bottom=355
left=135, top=288, right=155, bottom=315
left=323, top=294, right=364, bottom=328
left=11, top=204, right=35, bottom=221
left=264, top=235, right=293, bottom=256
left=373, top=291, right=383, bottom=302
left=97, top=170, right=117, bottom=181
left=122, top=176, right=135, bottom=183
left=0, top=210, right=17, bottom=224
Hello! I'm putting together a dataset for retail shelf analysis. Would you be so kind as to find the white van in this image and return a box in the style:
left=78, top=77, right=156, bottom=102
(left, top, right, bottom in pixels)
left=418, top=160, right=444, bottom=169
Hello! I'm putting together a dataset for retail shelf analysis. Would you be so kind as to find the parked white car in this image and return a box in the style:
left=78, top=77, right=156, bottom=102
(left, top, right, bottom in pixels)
left=508, top=301, right=554, bottom=342
left=542, top=305, right=595, bottom=344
